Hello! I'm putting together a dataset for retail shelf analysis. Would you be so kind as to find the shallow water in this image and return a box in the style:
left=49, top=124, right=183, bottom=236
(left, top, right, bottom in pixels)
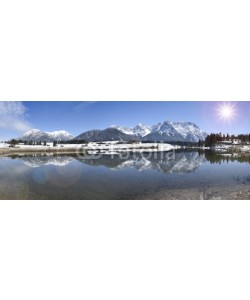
left=0, top=150, right=250, bottom=199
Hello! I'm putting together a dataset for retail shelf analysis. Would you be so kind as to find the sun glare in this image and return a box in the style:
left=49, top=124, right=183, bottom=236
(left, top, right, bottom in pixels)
left=217, top=103, right=237, bottom=122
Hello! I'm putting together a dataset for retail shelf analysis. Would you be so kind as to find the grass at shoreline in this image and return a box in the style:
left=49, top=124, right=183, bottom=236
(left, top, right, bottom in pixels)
left=0, top=147, right=84, bottom=156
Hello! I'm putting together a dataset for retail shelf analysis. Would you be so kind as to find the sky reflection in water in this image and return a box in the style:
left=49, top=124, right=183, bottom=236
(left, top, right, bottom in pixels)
left=0, top=151, right=250, bottom=199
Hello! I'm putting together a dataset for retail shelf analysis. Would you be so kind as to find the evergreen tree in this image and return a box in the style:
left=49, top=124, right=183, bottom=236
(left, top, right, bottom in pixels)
left=10, top=139, right=18, bottom=146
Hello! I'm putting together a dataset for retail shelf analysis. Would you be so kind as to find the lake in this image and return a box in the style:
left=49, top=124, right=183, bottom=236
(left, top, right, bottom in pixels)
left=0, top=150, right=250, bottom=199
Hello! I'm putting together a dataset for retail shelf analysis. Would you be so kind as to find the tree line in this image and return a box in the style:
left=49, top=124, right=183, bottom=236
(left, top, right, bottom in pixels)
left=6, top=139, right=89, bottom=146
left=204, top=133, right=250, bottom=147
left=5, top=133, right=250, bottom=148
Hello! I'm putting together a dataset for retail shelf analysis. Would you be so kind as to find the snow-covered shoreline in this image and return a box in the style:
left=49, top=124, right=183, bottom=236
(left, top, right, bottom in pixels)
left=1, top=141, right=250, bottom=156
left=0, top=142, right=177, bottom=155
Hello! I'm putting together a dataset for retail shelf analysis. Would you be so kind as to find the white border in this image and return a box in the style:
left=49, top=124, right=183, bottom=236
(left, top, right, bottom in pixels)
left=0, top=0, right=250, bottom=101
left=1, top=200, right=250, bottom=300
left=1, top=1, right=250, bottom=299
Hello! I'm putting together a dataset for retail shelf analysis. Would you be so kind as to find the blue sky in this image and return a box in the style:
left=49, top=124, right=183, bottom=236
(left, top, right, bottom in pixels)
left=0, top=101, right=250, bottom=140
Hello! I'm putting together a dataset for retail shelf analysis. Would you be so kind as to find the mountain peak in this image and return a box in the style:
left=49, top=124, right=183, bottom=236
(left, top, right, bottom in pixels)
left=20, top=129, right=73, bottom=141
left=111, top=123, right=152, bottom=137
left=74, top=127, right=139, bottom=142
left=25, top=129, right=42, bottom=134
left=110, top=120, right=207, bottom=142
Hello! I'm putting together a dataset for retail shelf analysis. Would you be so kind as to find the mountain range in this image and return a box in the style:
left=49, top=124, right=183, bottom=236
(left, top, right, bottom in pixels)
left=74, top=128, right=139, bottom=142
left=19, top=121, right=207, bottom=143
left=111, top=121, right=207, bottom=142
left=111, top=123, right=152, bottom=137
left=20, top=129, right=74, bottom=141
left=20, top=151, right=206, bottom=174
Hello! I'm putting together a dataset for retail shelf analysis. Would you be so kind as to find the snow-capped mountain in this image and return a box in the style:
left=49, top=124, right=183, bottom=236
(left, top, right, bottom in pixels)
left=20, top=120, right=207, bottom=143
left=144, top=121, right=207, bottom=142
left=45, top=130, right=73, bottom=141
left=74, top=128, right=139, bottom=142
left=112, top=121, right=207, bottom=142
left=111, top=123, right=152, bottom=137
left=20, top=129, right=73, bottom=141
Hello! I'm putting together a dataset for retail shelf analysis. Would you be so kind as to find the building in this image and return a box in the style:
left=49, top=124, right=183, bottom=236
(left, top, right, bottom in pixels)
left=46, top=142, right=54, bottom=147
left=220, top=140, right=232, bottom=145
left=220, top=139, right=242, bottom=145
left=232, top=139, right=241, bottom=145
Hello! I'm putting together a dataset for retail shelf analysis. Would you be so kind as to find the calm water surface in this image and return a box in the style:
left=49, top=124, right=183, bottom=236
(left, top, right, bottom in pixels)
left=0, top=150, right=250, bottom=199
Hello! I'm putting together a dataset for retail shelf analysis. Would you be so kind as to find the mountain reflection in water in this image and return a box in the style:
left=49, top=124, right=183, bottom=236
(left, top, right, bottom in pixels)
left=14, top=150, right=250, bottom=173
left=2, top=150, right=250, bottom=199
left=77, top=151, right=207, bottom=174
left=14, top=151, right=208, bottom=174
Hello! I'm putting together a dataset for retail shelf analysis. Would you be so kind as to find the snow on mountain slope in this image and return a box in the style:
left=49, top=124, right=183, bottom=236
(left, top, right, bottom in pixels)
left=20, top=120, right=207, bottom=143
left=74, top=128, right=139, bottom=142
left=133, top=123, right=152, bottom=137
left=20, top=129, right=48, bottom=141
left=45, top=130, right=73, bottom=140
left=112, top=121, right=207, bottom=142
left=111, top=125, right=134, bottom=136
left=20, top=129, right=73, bottom=141
left=169, top=121, right=207, bottom=142
left=111, top=123, right=152, bottom=137
left=144, top=121, right=207, bottom=142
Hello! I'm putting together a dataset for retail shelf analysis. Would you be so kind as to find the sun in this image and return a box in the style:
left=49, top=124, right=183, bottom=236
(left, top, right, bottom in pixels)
left=216, top=102, right=237, bottom=122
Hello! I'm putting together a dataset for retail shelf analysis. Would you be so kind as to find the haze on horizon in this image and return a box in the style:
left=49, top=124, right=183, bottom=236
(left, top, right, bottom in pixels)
left=0, top=101, right=249, bottom=140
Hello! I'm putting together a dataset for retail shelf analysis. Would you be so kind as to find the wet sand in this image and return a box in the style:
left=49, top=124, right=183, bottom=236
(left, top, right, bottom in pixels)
left=136, top=185, right=250, bottom=200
